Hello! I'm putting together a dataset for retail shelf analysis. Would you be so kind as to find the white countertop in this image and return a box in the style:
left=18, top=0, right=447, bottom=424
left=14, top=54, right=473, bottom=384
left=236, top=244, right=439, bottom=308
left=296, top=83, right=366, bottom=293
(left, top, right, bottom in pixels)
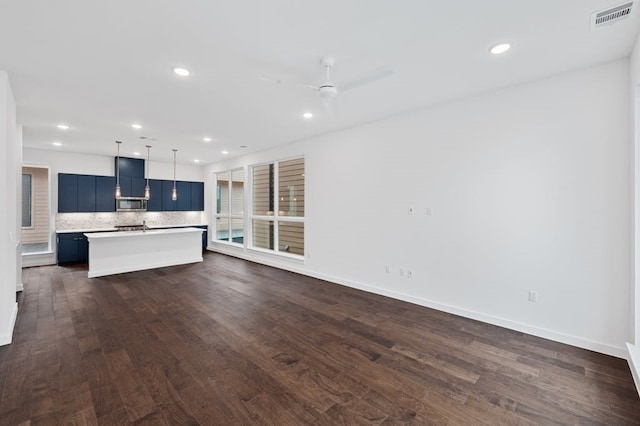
left=85, top=227, right=204, bottom=239
left=57, top=224, right=207, bottom=233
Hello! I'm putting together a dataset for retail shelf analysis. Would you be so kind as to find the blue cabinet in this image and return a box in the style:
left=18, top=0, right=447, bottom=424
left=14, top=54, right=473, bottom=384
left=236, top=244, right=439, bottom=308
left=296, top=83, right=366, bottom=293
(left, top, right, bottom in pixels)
left=60, top=172, right=204, bottom=213
left=177, top=181, right=192, bottom=211
left=57, top=232, right=89, bottom=265
left=196, top=225, right=208, bottom=249
left=191, top=182, right=204, bottom=211
left=161, top=180, right=177, bottom=211
left=96, top=176, right=116, bottom=212
left=119, top=176, right=146, bottom=198
left=58, top=174, right=78, bottom=212
left=132, top=178, right=146, bottom=198
left=116, top=157, right=145, bottom=179
left=146, top=179, right=163, bottom=211
left=77, top=175, right=96, bottom=212
left=59, top=173, right=97, bottom=213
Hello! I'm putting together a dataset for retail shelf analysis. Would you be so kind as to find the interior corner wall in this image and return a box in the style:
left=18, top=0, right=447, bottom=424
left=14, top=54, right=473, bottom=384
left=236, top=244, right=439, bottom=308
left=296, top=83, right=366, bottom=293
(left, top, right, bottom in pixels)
left=0, top=71, right=18, bottom=346
left=15, top=125, right=22, bottom=291
left=206, top=58, right=631, bottom=358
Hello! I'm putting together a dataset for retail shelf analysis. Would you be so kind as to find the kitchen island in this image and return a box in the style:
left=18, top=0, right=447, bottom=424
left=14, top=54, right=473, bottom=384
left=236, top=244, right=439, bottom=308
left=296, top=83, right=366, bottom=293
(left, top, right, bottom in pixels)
left=84, top=227, right=203, bottom=278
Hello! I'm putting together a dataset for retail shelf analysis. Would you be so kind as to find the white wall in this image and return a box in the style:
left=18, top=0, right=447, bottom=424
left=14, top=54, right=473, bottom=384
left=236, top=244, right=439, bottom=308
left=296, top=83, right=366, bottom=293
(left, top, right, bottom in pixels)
left=206, top=59, right=631, bottom=358
left=626, top=28, right=640, bottom=394
left=0, top=71, right=19, bottom=346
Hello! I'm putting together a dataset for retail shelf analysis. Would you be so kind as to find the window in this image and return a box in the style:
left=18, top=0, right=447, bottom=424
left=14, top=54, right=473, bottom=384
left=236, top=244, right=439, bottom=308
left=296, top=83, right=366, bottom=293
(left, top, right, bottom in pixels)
left=214, top=168, right=244, bottom=244
left=21, top=166, right=51, bottom=254
left=251, top=158, right=304, bottom=256
left=22, top=173, right=32, bottom=228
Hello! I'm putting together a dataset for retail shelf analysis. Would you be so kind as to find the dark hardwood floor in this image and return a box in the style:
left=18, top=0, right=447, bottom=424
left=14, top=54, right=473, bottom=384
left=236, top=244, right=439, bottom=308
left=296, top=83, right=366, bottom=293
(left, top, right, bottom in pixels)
left=1, top=252, right=639, bottom=425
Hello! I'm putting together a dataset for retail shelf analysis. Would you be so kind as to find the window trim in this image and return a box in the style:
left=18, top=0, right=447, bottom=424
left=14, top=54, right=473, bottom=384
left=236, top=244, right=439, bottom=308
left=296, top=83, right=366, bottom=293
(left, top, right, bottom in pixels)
left=249, top=156, right=305, bottom=258
left=213, top=167, right=245, bottom=247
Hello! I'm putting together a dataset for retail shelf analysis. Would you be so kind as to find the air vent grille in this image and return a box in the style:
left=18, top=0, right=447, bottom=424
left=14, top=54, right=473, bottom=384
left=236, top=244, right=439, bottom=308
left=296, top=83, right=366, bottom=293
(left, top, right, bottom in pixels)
left=591, top=2, right=633, bottom=30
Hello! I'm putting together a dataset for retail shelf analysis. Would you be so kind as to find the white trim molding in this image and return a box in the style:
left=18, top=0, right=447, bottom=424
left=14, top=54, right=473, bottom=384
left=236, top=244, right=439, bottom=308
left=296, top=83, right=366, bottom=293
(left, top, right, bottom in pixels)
left=627, top=343, right=640, bottom=397
left=0, top=302, right=18, bottom=346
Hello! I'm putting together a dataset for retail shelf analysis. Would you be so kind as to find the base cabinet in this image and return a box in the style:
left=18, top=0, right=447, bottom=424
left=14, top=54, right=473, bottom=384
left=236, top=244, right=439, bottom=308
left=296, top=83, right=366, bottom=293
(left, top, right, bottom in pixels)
left=57, top=233, right=89, bottom=265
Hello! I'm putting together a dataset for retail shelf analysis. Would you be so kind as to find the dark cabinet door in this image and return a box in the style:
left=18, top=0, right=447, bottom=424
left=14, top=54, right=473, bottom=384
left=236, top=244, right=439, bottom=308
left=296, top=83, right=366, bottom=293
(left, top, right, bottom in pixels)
left=161, top=180, right=177, bottom=211
left=58, top=174, right=78, bottom=213
left=57, top=233, right=88, bottom=265
left=96, top=176, right=116, bottom=212
left=77, top=175, right=96, bottom=212
left=78, top=236, right=89, bottom=263
left=191, top=182, right=204, bottom=211
left=131, top=177, right=146, bottom=198
left=146, top=179, right=163, bottom=211
left=116, top=157, right=145, bottom=179
left=118, top=176, right=132, bottom=197
left=177, top=181, right=192, bottom=211
left=57, top=236, right=78, bottom=265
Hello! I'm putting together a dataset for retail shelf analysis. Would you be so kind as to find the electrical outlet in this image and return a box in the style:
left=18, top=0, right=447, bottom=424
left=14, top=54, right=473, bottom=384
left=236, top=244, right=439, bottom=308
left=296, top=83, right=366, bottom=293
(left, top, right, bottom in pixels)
left=385, top=265, right=391, bottom=274
left=407, top=270, right=413, bottom=278
left=528, top=290, right=538, bottom=302
left=399, top=268, right=405, bottom=277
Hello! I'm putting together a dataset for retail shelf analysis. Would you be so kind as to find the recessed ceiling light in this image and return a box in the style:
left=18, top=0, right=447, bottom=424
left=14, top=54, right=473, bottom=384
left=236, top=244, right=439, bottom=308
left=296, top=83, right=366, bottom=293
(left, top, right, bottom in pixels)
left=203, top=137, right=212, bottom=142
left=194, top=159, right=200, bottom=163
left=56, top=124, right=69, bottom=130
left=173, top=67, right=190, bottom=77
left=52, top=142, right=62, bottom=146
left=133, top=152, right=141, bottom=156
left=221, top=150, right=229, bottom=155
left=131, top=123, right=142, bottom=129
left=302, top=112, right=313, bottom=119
left=490, top=42, right=511, bottom=55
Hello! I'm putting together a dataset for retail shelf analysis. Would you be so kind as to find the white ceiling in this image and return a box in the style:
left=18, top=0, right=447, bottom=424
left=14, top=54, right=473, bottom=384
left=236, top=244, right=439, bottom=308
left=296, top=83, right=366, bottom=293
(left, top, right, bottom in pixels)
left=0, top=0, right=638, bottom=165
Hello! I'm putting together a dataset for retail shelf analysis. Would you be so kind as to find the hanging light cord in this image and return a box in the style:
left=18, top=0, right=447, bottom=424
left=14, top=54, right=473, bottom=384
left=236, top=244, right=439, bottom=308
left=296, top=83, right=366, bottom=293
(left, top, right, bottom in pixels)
left=115, top=141, right=122, bottom=198
left=172, top=149, right=178, bottom=201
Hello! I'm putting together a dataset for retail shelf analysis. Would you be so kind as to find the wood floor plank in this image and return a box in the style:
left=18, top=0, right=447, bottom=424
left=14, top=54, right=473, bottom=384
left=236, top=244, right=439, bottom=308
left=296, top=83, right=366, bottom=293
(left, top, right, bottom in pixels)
left=0, top=252, right=638, bottom=424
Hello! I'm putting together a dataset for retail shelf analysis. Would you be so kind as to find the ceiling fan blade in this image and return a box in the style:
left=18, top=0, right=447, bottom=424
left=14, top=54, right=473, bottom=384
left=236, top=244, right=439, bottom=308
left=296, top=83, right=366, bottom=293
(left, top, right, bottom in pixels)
left=259, top=75, right=283, bottom=85
left=259, top=76, right=318, bottom=91
left=338, top=66, right=394, bottom=92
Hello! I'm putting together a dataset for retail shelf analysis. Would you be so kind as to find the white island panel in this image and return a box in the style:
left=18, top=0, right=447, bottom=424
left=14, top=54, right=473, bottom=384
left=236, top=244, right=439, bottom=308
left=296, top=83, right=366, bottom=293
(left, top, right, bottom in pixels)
left=85, top=227, right=203, bottom=278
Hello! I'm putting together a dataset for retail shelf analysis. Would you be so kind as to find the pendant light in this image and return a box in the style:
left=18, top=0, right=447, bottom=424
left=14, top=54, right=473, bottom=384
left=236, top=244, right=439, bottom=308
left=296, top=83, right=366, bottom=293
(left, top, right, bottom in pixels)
left=172, top=149, right=178, bottom=201
left=144, top=144, right=151, bottom=200
left=115, top=140, right=122, bottom=199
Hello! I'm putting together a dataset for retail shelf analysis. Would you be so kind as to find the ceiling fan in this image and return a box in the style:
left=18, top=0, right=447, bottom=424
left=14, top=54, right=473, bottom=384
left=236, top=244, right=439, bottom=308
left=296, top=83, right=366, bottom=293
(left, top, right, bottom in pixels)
left=260, top=56, right=394, bottom=106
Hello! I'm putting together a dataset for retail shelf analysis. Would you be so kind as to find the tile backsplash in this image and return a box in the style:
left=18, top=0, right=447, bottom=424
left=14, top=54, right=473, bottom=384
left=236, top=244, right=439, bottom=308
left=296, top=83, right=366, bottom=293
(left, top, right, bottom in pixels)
left=56, top=211, right=207, bottom=231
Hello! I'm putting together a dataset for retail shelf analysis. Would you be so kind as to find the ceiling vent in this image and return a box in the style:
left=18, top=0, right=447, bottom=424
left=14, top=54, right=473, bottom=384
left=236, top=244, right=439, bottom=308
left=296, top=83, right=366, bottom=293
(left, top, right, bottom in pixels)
left=591, top=2, right=633, bottom=30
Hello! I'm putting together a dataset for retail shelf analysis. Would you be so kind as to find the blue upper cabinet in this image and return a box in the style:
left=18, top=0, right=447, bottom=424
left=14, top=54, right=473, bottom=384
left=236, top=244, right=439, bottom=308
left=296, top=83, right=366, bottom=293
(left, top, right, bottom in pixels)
left=77, top=175, right=96, bottom=212
left=176, top=181, right=192, bottom=211
left=58, top=173, right=78, bottom=212
left=96, top=176, right=116, bottom=212
left=116, top=157, right=145, bottom=179
left=146, top=179, right=163, bottom=211
left=131, top=177, right=146, bottom=198
left=161, top=180, right=177, bottom=211
left=60, top=172, right=204, bottom=213
left=191, top=181, right=204, bottom=211
left=118, top=176, right=132, bottom=197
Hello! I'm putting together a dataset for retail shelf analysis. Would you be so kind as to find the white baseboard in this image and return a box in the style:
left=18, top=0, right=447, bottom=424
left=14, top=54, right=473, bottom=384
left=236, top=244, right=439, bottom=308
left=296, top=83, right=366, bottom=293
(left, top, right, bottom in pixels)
left=0, top=302, right=18, bottom=346
left=16, top=282, right=23, bottom=292
left=208, top=245, right=627, bottom=359
left=22, top=252, right=56, bottom=268
left=627, top=343, right=640, bottom=397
